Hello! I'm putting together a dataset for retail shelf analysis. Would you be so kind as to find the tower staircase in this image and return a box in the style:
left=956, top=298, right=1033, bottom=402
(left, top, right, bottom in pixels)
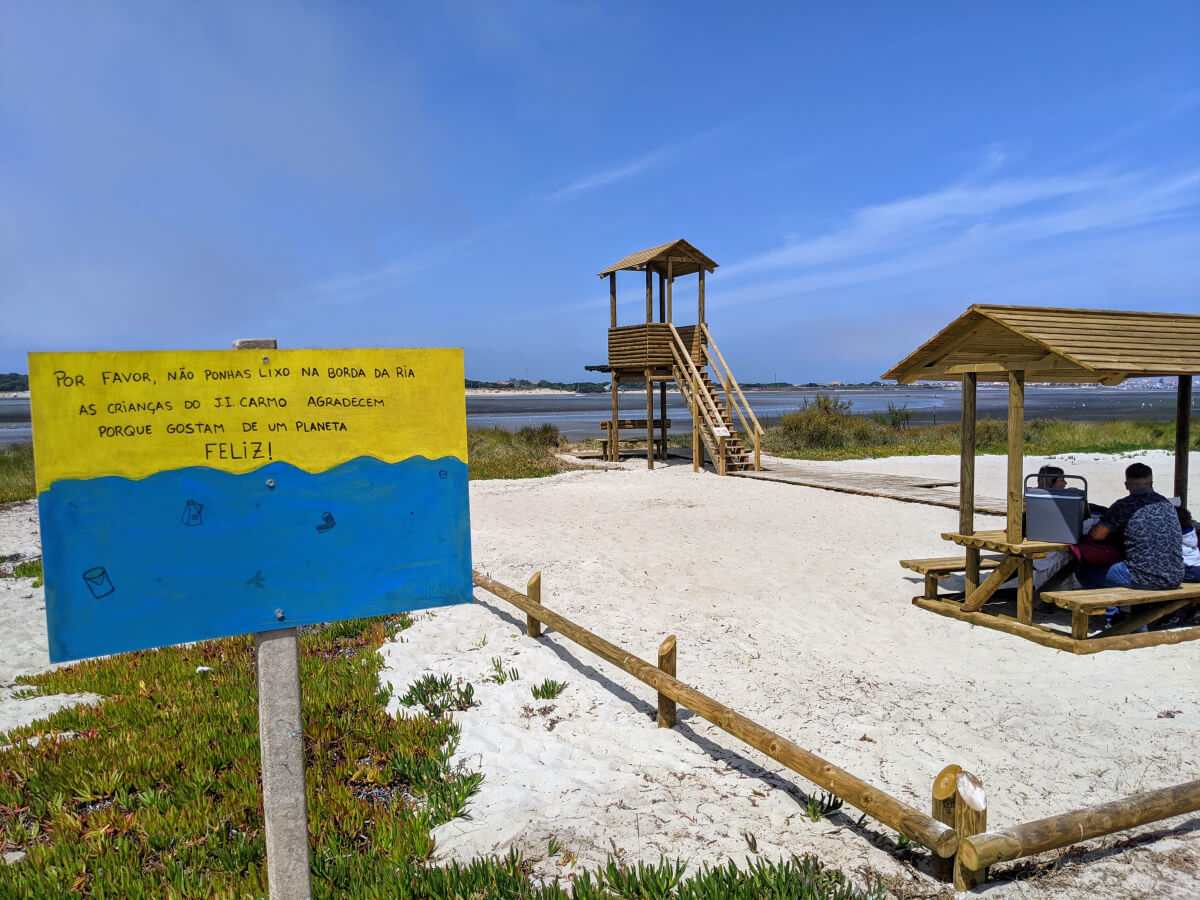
left=670, top=324, right=763, bottom=474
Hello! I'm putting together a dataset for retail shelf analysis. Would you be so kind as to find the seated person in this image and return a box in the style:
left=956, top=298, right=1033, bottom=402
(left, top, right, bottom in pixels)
left=1180, top=507, right=1200, bottom=583
left=1030, top=465, right=1076, bottom=592
left=1076, top=463, right=1184, bottom=591
left=1037, top=465, right=1067, bottom=489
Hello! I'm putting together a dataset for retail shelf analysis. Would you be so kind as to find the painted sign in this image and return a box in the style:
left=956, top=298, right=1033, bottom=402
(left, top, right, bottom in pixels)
left=29, top=349, right=472, bottom=662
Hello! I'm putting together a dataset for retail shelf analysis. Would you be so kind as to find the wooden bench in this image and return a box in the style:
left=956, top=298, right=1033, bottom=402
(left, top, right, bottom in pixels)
left=600, top=419, right=671, bottom=459
left=1041, top=583, right=1200, bottom=639
left=900, top=555, right=1005, bottom=600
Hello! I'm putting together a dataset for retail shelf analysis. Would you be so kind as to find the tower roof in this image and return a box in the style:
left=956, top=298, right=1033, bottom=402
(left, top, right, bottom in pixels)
left=597, top=239, right=718, bottom=279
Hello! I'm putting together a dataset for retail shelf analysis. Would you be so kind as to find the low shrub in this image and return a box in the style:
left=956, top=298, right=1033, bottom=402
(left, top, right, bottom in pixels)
left=0, top=443, right=35, bottom=504
left=469, top=426, right=569, bottom=480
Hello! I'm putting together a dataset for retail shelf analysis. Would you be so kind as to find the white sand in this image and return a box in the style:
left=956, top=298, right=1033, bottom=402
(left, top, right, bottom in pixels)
left=381, top=449, right=1200, bottom=896
left=2, top=451, right=1197, bottom=895
left=0, top=500, right=101, bottom=735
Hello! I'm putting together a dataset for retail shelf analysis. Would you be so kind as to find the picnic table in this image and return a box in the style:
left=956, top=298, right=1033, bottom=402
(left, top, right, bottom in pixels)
left=904, top=528, right=1200, bottom=653
left=939, top=529, right=1070, bottom=624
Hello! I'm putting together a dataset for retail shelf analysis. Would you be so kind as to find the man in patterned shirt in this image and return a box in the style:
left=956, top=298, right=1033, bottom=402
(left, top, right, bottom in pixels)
left=1077, top=462, right=1184, bottom=590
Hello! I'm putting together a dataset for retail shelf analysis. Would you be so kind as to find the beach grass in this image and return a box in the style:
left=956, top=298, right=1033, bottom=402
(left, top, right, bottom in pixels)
left=0, top=443, right=35, bottom=504
left=760, top=395, right=1193, bottom=461
left=468, top=424, right=570, bottom=480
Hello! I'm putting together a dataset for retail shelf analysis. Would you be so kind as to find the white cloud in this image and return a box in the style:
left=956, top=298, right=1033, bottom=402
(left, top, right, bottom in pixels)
left=715, top=164, right=1200, bottom=306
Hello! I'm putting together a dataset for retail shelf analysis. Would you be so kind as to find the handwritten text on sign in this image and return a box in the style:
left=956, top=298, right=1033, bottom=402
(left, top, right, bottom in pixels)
left=29, top=349, right=472, bottom=662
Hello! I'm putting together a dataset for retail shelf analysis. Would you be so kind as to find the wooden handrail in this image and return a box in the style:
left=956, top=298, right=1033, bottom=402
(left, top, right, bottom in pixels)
left=668, top=325, right=726, bottom=436
left=672, top=364, right=719, bottom=464
left=701, top=324, right=764, bottom=439
left=472, top=570, right=959, bottom=858
left=701, top=324, right=763, bottom=470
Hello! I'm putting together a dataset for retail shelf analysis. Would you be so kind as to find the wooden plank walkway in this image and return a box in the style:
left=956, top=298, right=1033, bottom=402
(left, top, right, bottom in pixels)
left=731, top=462, right=1007, bottom=515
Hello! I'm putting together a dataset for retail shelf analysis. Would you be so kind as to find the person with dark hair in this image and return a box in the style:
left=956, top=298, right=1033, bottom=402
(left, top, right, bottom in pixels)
left=1077, top=463, right=1184, bottom=591
left=1180, top=507, right=1200, bottom=583
left=1036, top=464, right=1067, bottom=489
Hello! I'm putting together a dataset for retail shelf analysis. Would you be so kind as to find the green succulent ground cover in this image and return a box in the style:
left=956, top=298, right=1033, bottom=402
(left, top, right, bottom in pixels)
left=0, top=616, right=882, bottom=899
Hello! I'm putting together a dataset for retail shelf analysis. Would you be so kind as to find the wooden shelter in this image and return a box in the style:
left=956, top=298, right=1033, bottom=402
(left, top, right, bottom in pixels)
left=587, top=240, right=762, bottom=473
left=886, top=304, right=1200, bottom=651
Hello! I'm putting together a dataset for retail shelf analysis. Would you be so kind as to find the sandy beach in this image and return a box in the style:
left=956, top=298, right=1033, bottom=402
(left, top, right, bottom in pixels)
left=3, top=450, right=1198, bottom=895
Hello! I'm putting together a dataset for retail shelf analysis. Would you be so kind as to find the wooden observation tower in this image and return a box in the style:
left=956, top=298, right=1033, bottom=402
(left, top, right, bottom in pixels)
left=588, top=239, right=763, bottom=474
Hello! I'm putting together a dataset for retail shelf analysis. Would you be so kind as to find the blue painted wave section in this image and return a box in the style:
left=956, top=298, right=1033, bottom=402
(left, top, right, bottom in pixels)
left=38, top=457, right=472, bottom=663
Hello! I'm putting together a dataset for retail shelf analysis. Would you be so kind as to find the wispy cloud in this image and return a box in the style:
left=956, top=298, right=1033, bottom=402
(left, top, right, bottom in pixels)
left=716, top=162, right=1200, bottom=307
left=543, top=125, right=728, bottom=201
left=545, top=145, right=677, bottom=200
left=301, top=223, right=506, bottom=307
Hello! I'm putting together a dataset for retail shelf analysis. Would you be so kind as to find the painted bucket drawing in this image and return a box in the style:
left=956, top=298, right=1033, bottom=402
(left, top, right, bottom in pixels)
left=82, top=566, right=115, bottom=599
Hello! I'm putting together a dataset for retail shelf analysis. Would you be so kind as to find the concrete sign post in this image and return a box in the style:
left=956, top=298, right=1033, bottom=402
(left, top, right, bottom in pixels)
left=233, top=339, right=310, bottom=900
left=28, top=343, right=473, bottom=898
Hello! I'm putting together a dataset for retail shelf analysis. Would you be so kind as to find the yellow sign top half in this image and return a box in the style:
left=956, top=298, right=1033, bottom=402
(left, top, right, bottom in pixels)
left=29, top=348, right=467, bottom=492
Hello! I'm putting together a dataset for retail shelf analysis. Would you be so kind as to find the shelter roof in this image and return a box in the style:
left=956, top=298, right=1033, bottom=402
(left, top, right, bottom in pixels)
left=597, top=239, right=717, bottom=278
left=883, top=304, right=1200, bottom=385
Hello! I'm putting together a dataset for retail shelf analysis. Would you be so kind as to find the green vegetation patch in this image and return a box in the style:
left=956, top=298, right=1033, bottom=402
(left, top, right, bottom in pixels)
left=0, top=557, right=43, bottom=586
left=0, top=615, right=883, bottom=898
left=0, top=614, right=489, bottom=897
left=0, top=443, right=36, bottom=504
left=469, top=425, right=571, bottom=480
left=761, top=394, right=1193, bottom=460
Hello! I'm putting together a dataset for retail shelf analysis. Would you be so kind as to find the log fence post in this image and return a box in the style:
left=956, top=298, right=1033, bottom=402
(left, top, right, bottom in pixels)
left=953, top=770, right=987, bottom=890
left=657, top=635, right=677, bottom=728
left=930, top=764, right=961, bottom=883
left=526, top=571, right=543, bottom=639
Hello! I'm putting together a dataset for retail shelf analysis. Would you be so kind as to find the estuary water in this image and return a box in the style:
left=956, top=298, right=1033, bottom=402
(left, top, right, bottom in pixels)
left=464, top=387, right=1189, bottom=440
left=2, top=387, right=1191, bottom=447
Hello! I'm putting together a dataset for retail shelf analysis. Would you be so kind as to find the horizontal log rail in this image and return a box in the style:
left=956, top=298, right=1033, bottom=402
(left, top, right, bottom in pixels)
left=959, top=779, right=1200, bottom=871
left=471, top=570, right=958, bottom=858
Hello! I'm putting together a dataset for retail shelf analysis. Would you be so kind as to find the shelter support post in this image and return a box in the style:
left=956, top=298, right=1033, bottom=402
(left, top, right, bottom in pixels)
left=1177, top=375, right=1192, bottom=508
left=659, top=382, right=667, bottom=460
left=646, top=369, right=653, bottom=470
left=697, top=268, right=705, bottom=325
left=645, top=268, right=652, bottom=323
left=667, top=259, right=673, bottom=323
left=1007, top=371, right=1025, bottom=544
left=608, top=273, right=616, bottom=328
left=960, top=373, right=979, bottom=591
left=235, top=337, right=313, bottom=900
left=610, top=376, right=619, bottom=461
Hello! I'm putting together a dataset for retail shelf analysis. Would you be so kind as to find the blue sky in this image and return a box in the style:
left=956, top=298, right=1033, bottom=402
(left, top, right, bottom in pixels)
left=2, top=3, right=1197, bottom=383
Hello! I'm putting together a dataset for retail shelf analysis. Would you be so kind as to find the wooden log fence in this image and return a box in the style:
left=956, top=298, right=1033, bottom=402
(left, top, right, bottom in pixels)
left=959, top=779, right=1200, bottom=872
left=471, top=570, right=1200, bottom=886
left=471, top=570, right=959, bottom=859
